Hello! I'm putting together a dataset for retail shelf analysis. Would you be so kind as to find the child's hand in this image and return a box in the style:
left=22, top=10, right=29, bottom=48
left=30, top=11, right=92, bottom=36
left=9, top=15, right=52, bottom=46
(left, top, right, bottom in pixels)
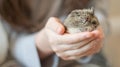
left=44, top=17, right=104, bottom=60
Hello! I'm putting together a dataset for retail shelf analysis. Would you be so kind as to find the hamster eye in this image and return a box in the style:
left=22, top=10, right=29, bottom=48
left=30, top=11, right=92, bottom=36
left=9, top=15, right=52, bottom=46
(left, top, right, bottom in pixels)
left=77, top=14, right=80, bottom=16
left=75, top=12, right=79, bottom=14
left=91, top=21, right=97, bottom=25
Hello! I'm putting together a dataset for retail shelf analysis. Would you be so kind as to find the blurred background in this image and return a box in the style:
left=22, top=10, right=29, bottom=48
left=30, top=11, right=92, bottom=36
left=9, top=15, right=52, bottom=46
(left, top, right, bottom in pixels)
left=0, top=0, right=119, bottom=67
left=103, top=0, right=120, bottom=67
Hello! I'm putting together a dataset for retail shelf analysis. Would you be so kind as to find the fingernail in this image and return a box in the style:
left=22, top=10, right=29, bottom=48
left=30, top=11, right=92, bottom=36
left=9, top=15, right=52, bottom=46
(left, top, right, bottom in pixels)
left=57, top=27, right=62, bottom=34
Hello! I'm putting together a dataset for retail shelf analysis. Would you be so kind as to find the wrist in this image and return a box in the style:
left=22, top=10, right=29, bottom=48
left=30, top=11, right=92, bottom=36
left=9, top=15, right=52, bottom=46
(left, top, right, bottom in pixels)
left=35, top=29, right=54, bottom=59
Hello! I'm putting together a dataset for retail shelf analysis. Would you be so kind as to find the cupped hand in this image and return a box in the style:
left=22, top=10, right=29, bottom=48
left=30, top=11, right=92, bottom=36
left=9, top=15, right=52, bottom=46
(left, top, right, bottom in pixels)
left=44, top=17, right=104, bottom=60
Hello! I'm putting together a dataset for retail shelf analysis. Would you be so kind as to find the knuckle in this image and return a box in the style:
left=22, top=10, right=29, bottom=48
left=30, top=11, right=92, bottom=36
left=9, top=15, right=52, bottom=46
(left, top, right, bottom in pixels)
left=58, top=53, right=81, bottom=60
left=57, top=53, right=69, bottom=59
left=61, top=56, right=74, bottom=60
left=61, top=57, right=69, bottom=60
left=68, top=57, right=77, bottom=60
left=75, top=52, right=82, bottom=56
left=52, top=47, right=60, bottom=52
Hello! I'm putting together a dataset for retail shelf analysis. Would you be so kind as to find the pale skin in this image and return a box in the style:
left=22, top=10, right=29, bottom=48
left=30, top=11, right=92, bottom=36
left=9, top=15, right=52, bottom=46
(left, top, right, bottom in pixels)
left=35, top=17, right=104, bottom=60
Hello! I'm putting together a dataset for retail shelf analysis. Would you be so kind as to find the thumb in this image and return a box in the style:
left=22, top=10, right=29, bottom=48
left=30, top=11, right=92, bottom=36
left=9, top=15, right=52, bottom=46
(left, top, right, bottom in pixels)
left=46, top=17, right=65, bottom=34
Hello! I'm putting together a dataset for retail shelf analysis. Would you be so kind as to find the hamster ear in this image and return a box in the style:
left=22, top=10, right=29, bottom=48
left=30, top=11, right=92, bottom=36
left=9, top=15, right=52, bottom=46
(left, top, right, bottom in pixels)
left=90, top=7, right=94, bottom=15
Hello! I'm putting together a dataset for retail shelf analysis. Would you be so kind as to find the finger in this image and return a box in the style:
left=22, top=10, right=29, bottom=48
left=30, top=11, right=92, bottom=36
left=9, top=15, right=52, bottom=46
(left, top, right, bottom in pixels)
left=57, top=41, right=95, bottom=58
left=91, top=27, right=104, bottom=39
left=53, top=37, right=96, bottom=52
left=58, top=32, right=95, bottom=44
left=79, top=39, right=102, bottom=56
left=60, top=39, right=103, bottom=60
left=46, top=17, right=65, bottom=34
left=61, top=56, right=80, bottom=60
left=80, top=39, right=103, bottom=56
left=60, top=52, right=88, bottom=60
left=70, top=36, right=96, bottom=49
left=94, top=39, right=103, bottom=53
